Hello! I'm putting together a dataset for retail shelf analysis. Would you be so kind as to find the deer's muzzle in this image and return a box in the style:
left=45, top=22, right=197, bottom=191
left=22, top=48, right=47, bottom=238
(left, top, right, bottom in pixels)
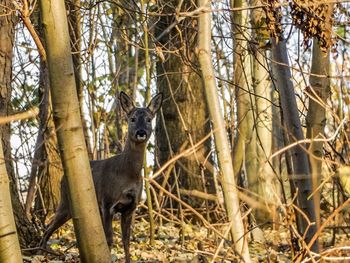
left=135, top=130, right=147, bottom=141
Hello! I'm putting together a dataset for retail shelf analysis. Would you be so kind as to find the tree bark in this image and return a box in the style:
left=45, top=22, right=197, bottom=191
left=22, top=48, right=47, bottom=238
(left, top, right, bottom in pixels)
left=271, top=38, right=318, bottom=252
left=39, top=0, right=111, bottom=261
left=197, top=0, right=251, bottom=261
left=155, top=0, right=214, bottom=208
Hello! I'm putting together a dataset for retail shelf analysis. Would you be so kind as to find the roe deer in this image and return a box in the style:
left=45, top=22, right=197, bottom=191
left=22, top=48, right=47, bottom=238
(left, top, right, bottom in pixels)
left=40, top=91, right=163, bottom=263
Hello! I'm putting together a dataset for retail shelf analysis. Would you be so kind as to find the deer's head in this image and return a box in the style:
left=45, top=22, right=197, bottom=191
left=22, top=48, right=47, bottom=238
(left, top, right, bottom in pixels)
left=120, top=92, right=163, bottom=144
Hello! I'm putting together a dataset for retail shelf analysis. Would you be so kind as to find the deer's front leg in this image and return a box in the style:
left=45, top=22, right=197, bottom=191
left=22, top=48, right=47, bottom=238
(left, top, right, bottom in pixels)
left=101, top=207, right=114, bottom=247
left=121, top=209, right=134, bottom=263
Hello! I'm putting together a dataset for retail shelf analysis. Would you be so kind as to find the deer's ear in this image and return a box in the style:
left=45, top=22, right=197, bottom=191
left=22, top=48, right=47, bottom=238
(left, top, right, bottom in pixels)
left=119, top=92, right=135, bottom=115
left=147, top=93, right=163, bottom=115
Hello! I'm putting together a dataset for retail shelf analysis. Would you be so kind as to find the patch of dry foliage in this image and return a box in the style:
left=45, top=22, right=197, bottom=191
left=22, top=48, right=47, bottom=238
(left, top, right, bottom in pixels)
left=264, top=0, right=335, bottom=51
left=290, top=0, right=334, bottom=51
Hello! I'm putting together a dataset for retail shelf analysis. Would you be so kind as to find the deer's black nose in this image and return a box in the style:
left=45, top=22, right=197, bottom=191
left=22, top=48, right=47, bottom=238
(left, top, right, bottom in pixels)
left=136, top=130, right=147, bottom=137
left=136, top=130, right=147, bottom=141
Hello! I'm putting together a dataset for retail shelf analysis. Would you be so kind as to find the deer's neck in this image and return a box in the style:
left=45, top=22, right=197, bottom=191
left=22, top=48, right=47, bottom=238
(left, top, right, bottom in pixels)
left=121, top=138, right=146, bottom=172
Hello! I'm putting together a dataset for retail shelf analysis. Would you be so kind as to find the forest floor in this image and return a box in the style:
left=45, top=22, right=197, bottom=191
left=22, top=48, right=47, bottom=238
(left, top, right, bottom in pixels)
left=23, top=213, right=350, bottom=263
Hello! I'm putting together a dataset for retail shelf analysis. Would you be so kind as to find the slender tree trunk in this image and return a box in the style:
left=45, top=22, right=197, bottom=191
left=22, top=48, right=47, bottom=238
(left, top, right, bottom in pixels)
left=197, top=0, right=251, bottom=261
left=99, top=4, right=123, bottom=154
left=113, top=4, right=134, bottom=147
left=66, top=0, right=82, bottom=100
left=66, top=0, right=93, bottom=159
left=0, top=0, right=39, bottom=247
left=251, top=1, right=280, bottom=223
left=39, top=0, right=110, bottom=261
left=0, top=133, right=23, bottom=263
left=141, top=0, right=155, bottom=245
left=306, top=39, right=330, bottom=229
left=230, top=0, right=257, bottom=189
left=25, top=124, right=44, bottom=219
left=305, top=3, right=333, bottom=229
left=271, top=38, right=318, bottom=252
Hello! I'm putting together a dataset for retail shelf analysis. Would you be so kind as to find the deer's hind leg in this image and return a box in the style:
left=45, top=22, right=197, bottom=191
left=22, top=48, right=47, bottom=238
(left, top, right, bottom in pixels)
left=40, top=198, right=71, bottom=248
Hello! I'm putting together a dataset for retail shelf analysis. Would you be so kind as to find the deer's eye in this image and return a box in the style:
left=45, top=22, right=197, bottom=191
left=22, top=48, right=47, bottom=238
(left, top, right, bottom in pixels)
left=131, top=117, right=136, bottom=123
left=147, top=118, right=151, bottom=123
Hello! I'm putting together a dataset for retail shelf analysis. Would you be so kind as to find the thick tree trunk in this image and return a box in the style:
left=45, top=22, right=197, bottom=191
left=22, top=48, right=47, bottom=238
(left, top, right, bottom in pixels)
left=39, top=0, right=110, bottom=261
left=197, top=0, right=251, bottom=261
left=155, top=0, right=214, bottom=208
left=0, top=0, right=39, bottom=247
left=271, top=38, right=318, bottom=252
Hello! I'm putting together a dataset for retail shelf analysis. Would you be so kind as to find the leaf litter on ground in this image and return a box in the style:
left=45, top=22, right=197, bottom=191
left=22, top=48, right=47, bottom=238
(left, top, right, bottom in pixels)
left=24, top=216, right=350, bottom=263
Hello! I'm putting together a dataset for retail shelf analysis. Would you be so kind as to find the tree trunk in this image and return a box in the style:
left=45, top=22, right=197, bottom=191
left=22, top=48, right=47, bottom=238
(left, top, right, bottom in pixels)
left=0, top=132, right=23, bottom=263
left=251, top=1, right=280, bottom=223
left=230, top=0, right=257, bottom=191
left=66, top=0, right=82, bottom=101
left=305, top=3, right=333, bottom=229
left=271, top=38, right=319, bottom=252
left=306, top=39, right=330, bottom=229
left=197, top=0, right=251, bottom=261
left=112, top=4, right=137, bottom=150
left=66, top=0, right=93, bottom=159
left=39, top=0, right=111, bottom=261
left=0, top=0, right=39, bottom=247
left=155, top=0, right=214, bottom=208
